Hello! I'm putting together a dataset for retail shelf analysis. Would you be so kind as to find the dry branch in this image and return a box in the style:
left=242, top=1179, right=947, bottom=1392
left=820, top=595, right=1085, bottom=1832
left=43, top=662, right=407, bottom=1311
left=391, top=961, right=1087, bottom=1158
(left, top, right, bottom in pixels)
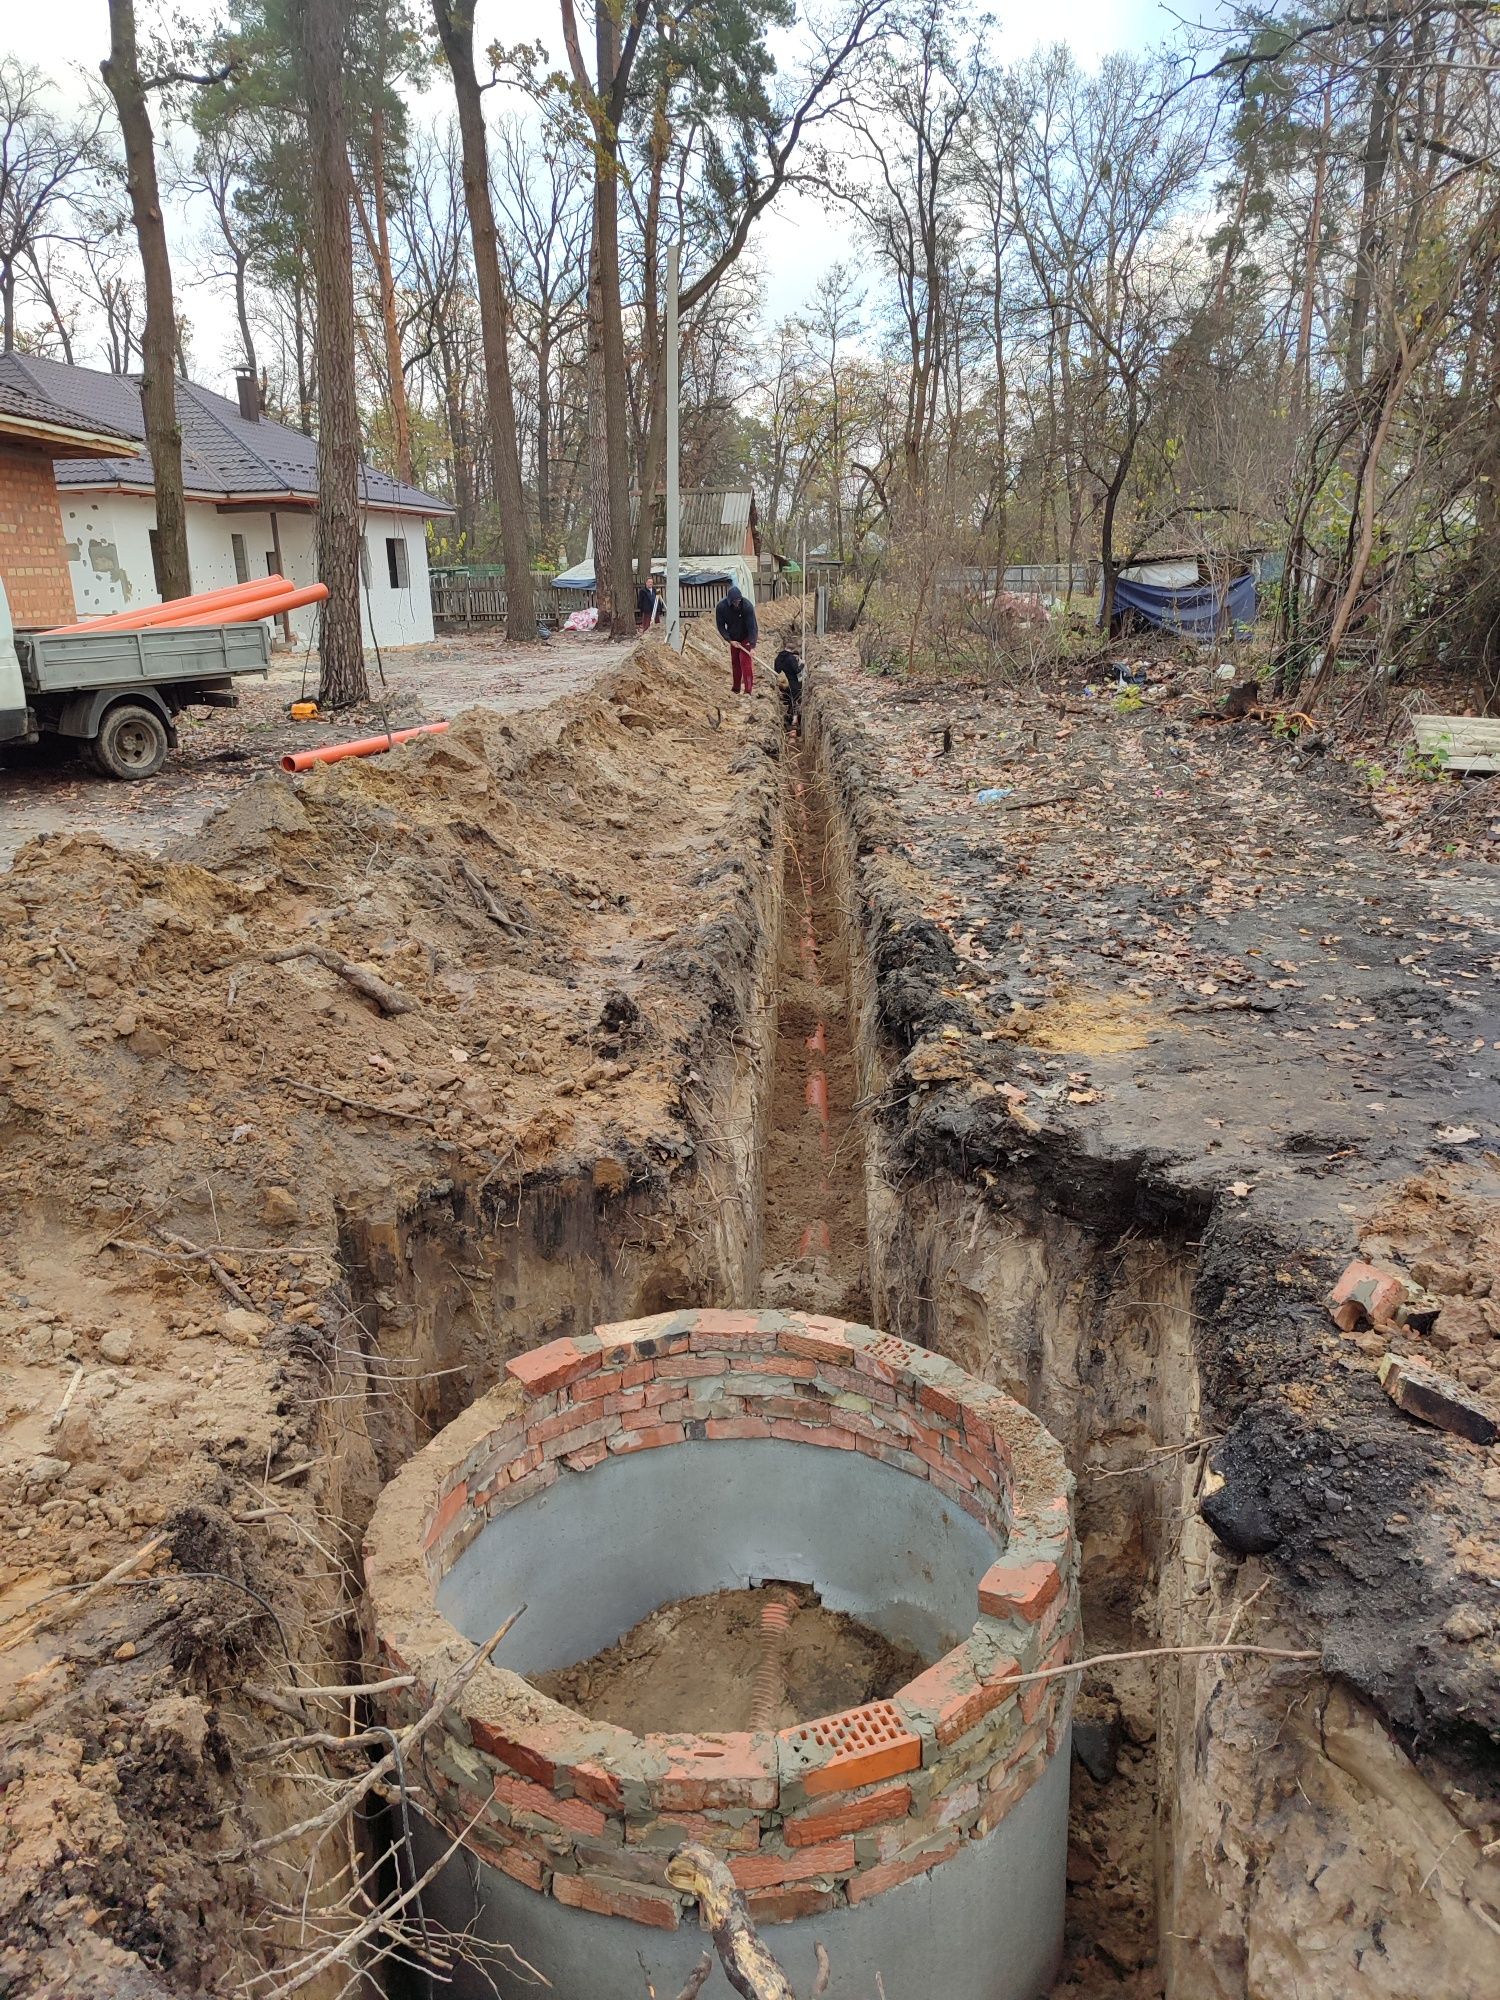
left=273, top=1075, right=436, bottom=1128
left=455, top=856, right=522, bottom=933
left=665, top=1844, right=797, bottom=2000
left=246, top=1605, right=523, bottom=1858
left=265, top=946, right=414, bottom=1016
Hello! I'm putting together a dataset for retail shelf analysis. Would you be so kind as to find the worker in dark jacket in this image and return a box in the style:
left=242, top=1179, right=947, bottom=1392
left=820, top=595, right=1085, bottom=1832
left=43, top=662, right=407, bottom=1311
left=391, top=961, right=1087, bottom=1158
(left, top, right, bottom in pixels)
left=773, top=646, right=803, bottom=732
left=714, top=583, right=759, bottom=695
left=636, top=577, right=663, bottom=631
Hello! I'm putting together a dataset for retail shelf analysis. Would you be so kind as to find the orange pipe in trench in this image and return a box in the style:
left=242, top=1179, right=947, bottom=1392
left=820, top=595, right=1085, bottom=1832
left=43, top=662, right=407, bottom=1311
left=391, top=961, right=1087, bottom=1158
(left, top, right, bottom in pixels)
left=153, top=581, right=327, bottom=627
left=46, top=576, right=291, bottom=635
left=282, top=721, right=449, bottom=773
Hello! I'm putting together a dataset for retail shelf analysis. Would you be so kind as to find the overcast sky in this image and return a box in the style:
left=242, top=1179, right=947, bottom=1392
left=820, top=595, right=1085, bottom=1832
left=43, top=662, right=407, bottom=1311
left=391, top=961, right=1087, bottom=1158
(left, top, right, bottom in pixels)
left=8, top=0, right=1181, bottom=387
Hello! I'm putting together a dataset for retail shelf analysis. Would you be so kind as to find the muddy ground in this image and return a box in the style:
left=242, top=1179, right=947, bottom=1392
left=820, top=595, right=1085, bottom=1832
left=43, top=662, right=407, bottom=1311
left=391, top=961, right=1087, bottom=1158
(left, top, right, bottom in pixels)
left=803, top=627, right=1500, bottom=1994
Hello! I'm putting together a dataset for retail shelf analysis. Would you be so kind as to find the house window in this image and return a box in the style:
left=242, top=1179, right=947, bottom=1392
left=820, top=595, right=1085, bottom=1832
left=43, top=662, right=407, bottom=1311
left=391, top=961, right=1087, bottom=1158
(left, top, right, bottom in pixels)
left=359, top=538, right=371, bottom=587
left=385, top=536, right=409, bottom=590
left=231, top=532, right=249, bottom=584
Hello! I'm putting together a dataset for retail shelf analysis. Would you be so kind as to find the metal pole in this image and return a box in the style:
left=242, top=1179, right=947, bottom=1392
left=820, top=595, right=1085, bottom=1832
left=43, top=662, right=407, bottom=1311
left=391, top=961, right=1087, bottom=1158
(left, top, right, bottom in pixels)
left=665, top=240, right=681, bottom=649
left=801, top=535, right=807, bottom=671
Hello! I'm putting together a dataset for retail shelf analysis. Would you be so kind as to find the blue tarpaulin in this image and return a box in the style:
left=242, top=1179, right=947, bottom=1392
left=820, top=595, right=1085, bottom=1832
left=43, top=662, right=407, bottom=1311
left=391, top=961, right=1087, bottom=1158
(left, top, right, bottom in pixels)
left=553, top=565, right=734, bottom=589
left=1108, top=572, right=1257, bottom=635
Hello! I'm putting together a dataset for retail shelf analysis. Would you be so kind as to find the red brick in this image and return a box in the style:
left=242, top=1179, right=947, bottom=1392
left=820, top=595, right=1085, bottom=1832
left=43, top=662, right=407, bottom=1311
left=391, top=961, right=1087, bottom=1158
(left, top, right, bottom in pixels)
left=978, top=1559, right=1063, bottom=1622
left=470, top=1716, right=573, bottom=1789
left=648, top=1733, right=778, bottom=1811
left=898, top=1650, right=1018, bottom=1747
left=1022, top=1634, right=1074, bottom=1724
left=572, top=1759, right=626, bottom=1812
left=506, top=1337, right=601, bottom=1396
left=745, top=1884, right=837, bottom=1923
left=422, top=1480, right=468, bottom=1552
left=1328, top=1258, right=1406, bottom=1332
left=492, top=1771, right=607, bottom=1839
left=769, top=1418, right=856, bottom=1448
left=690, top=1309, right=765, bottom=1339
left=846, top=1832, right=961, bottom=1903
left=655, top=1354, right=723, bottom=1379
left=784, top=1782, right=911, bottom=1847
left=783, top=1703, right=922, bottom=1800
left=705, top=1415, right=772, bottom=1441
left=918, top=1379, right=964, bottom=1423
left=553, top=1870, right=680, bottom=1930
left=563, top=1441, right=608, bottom=1471
left=609, top=1423, right=685, bottom=1453
left=778, top=1319, right=854, bottom=1365
left=730, top=1839, right=855, bottom=1891
left=465, top=1828, right=546, bottom=1891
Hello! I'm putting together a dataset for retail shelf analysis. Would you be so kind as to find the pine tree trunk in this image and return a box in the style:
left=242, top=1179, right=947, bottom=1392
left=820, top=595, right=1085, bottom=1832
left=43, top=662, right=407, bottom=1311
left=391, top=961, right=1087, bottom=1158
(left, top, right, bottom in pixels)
left=102, top=0, right=191, bottom=601
left=586, top=226, right=614, bottom=626
left=431, top=0, right=536, bottom=642
left=595, top=6, right=637, bottom=640
left=300, top=0, right=368, bottom=708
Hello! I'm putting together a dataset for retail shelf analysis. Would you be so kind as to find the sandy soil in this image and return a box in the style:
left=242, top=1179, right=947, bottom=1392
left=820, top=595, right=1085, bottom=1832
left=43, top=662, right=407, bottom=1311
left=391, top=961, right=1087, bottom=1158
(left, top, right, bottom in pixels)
left=0, top=627, right=782, bottom=1997
left=535, top=1586, right=924, bottom=1736
left=0, top=628, right=638, bottom=866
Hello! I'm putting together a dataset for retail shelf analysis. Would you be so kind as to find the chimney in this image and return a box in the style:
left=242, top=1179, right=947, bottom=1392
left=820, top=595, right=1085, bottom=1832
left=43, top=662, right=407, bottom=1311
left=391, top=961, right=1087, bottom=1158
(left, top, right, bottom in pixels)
left=235, top=368, right=260, bottom=423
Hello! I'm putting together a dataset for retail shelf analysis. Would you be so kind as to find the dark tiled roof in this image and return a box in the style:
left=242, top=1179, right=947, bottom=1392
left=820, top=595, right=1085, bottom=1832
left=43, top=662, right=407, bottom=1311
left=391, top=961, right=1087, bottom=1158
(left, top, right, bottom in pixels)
left=0, top=354, right=449, bottom=516
left=0, top=374, right=136, bottom=446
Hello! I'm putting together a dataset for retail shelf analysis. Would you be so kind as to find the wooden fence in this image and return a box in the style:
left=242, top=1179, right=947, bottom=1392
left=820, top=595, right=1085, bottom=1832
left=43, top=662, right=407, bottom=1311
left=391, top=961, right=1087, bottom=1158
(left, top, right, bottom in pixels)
left=431, top=575, right=727, bottom=631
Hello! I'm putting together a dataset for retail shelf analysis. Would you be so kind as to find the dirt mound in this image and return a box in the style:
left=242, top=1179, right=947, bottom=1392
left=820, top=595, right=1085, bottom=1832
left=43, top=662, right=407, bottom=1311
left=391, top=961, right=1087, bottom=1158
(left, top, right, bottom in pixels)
left=0, top=626, right=783, bottom=1996
left=536, top=1586, right=924, bottom=1735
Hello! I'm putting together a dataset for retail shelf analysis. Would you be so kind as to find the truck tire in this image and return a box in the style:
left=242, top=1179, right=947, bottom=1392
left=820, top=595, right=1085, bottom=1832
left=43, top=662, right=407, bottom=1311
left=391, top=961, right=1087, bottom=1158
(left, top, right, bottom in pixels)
left=92, top=702, right=170, bottom=781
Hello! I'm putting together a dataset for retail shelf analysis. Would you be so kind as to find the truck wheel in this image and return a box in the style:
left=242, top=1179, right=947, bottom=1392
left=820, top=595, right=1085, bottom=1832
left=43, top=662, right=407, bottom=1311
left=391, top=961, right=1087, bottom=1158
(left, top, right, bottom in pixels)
left=92, top=703, right=169, bottom=781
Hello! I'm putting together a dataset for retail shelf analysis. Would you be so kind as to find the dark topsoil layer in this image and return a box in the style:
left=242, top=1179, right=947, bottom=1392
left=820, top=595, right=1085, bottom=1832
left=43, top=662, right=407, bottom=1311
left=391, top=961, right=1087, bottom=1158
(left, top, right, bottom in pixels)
left=807, top=643, right=1499, bottom=1786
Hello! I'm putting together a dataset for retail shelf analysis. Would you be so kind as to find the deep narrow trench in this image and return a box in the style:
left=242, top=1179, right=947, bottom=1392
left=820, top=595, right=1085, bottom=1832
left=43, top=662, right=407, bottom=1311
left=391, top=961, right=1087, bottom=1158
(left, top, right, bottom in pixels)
left=756, top=740, right=870, bottom=1320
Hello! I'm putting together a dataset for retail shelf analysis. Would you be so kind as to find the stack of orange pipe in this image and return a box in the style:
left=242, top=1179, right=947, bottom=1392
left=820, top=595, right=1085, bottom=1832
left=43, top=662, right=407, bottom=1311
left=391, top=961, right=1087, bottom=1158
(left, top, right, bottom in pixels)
left=45, top=574, right=326, bottom=635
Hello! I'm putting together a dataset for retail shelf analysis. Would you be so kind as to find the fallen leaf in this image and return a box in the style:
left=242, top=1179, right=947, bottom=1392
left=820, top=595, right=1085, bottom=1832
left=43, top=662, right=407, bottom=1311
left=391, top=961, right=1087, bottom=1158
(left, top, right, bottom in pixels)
left=1435, top=1125, right=1480, bottom=1144
left=1228, top=1181, right=1252, bottom=1197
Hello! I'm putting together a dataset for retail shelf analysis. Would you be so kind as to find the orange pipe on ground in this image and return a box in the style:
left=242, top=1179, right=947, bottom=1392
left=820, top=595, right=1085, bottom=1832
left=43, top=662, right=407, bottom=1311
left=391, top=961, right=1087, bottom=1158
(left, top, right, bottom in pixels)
left=47, top=577, right=289, bottom=635
left=796, top=1220, right=832, bottom=1258
left=804, top=1071, right=829, bottom=1119
left=281, top=721, right=449, bottom=773
left=153, top=581, right=327, bottom=627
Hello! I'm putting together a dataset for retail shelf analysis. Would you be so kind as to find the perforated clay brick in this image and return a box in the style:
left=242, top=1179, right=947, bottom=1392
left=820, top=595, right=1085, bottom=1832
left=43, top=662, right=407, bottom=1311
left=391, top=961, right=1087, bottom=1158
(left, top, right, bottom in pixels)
left=782, top=1701, right=922, bottom=1799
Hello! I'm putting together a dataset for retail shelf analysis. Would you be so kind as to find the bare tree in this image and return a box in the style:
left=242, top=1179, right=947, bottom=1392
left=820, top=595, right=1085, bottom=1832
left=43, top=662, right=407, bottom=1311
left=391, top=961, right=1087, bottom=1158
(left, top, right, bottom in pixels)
left=430, top=0, right=536, bottom=640
left=0, top=60, right=103, bottom=355
left=298, top=0, right=368, bottom=707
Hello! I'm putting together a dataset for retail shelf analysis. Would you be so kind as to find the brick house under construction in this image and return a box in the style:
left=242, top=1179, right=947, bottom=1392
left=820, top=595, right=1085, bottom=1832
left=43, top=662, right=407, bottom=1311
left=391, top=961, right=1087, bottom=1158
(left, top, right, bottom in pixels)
left=0, top=378, right=138, bottom=630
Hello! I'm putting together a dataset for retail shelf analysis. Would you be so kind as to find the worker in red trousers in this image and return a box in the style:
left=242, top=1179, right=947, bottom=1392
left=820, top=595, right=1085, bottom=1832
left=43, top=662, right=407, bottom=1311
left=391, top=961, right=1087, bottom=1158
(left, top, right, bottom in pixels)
left=714, top=582, right=759, bottom=695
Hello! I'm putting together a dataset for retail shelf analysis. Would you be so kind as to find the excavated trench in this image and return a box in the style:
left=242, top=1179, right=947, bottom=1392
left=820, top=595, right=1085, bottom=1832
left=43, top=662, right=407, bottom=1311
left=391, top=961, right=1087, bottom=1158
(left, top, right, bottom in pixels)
left=254, top=673, right=1491, bottom=1998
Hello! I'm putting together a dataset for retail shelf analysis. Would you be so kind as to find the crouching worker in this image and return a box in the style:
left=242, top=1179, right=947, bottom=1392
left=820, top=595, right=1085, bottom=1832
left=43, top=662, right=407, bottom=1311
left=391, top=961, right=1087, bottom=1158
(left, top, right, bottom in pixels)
left=714, top=582, right=758, bottom=694
left=773, top=646, right=803, bottom=733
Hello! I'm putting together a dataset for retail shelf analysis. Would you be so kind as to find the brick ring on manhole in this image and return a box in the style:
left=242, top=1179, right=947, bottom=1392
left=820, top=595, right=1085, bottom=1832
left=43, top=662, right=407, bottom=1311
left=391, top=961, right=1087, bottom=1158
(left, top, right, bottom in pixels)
left=363, top=1308, right=1079, bottom=1998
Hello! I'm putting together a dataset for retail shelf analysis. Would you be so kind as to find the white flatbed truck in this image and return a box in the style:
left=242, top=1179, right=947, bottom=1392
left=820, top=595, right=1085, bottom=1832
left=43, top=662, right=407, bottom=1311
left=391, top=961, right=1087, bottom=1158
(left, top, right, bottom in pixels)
left=0, top=580, right=270, bottom=780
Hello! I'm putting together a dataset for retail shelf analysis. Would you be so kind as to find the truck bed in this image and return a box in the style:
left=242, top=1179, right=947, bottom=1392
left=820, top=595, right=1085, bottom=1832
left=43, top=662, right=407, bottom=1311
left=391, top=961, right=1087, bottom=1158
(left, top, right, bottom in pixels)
left=18, top=621, right=271, bottom=693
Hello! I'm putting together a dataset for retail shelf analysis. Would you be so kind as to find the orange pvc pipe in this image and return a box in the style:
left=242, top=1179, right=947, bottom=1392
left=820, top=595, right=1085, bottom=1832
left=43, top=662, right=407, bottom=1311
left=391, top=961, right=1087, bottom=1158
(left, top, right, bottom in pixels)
left=153, top=581, right=327, bottom=627
left=281, top=721, right=449, bottom=773
left=47, top=576, right=289, bottom=635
